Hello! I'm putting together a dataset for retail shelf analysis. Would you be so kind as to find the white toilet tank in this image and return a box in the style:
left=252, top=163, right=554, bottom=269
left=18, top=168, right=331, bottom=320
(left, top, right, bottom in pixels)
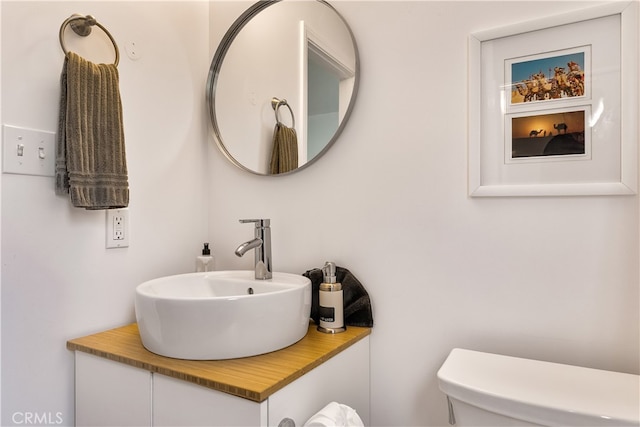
left=437, top=348, right=640, bottom=427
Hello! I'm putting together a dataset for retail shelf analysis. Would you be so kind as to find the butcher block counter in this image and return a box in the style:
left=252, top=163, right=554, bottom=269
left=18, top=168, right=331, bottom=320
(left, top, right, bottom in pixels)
left=67, top=322, right=371, bottom=402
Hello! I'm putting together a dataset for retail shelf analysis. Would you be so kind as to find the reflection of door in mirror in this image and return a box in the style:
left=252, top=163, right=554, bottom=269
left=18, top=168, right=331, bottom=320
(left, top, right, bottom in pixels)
left=301, top=23, right=356, bottom=164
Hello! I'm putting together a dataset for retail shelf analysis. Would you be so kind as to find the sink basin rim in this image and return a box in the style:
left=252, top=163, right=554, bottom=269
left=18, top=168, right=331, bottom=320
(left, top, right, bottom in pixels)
left=136, top=270, right=308, bottom=301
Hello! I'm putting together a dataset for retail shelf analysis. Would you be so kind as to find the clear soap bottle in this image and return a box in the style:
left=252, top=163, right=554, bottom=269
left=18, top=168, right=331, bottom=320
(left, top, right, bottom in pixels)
left=196, top=243, right=214, bottom=272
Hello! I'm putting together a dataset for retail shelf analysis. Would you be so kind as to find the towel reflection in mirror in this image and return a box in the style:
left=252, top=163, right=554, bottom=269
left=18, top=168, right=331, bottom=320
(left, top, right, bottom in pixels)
left=269, top=98, right=298, bottom=174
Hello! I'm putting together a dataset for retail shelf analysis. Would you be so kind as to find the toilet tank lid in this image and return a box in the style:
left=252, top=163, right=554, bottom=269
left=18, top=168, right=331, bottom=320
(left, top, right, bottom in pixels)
left=437, top=348, right=640, bottom=427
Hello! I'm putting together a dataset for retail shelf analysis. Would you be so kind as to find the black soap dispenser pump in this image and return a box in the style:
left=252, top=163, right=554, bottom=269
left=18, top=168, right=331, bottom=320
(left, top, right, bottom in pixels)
left=317, top=261, right=346, bottom=333
left=196, top=243, right=214, bottom=272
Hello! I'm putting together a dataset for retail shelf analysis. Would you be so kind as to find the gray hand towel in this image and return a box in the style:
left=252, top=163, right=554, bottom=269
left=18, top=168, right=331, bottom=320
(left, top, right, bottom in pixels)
left=55, top=51, right=129, bottom=209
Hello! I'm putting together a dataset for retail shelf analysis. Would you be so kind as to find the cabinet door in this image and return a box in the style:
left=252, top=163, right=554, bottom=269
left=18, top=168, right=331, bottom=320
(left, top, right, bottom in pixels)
left=153, top=374, right=267, bottom=426
left=75, top=352, right=151, bottom=426
left=267, top=336, right=370, bottom=427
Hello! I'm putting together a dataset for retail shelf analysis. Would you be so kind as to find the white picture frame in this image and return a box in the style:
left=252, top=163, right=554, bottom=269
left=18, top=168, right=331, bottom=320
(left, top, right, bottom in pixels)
left=468, top=1, right=638, bottom=197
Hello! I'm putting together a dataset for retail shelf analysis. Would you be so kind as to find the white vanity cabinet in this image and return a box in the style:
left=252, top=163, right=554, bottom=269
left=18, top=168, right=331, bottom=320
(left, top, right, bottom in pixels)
left=70, top=324, right=370, bottom=427
left=75, top=352, right=151, bottom=426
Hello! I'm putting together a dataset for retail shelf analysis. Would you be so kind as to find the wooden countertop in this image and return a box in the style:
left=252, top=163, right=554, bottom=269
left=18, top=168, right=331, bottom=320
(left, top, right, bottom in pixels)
left=67, top=323, right=371, bottom=402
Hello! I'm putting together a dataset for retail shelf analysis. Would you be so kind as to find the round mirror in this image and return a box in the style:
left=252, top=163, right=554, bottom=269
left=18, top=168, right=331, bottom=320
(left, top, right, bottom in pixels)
left=207, top=0, right=359, bottom=176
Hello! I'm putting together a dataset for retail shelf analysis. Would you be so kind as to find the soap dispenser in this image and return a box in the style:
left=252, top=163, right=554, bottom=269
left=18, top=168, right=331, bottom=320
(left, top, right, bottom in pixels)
left=318, top=261, right=346, bottom=333
left=196, top=243, right=214, bottom=272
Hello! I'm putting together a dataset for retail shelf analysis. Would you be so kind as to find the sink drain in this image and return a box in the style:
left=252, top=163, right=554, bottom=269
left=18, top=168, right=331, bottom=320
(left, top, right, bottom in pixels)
left=247, top=287, right=254, bottom=295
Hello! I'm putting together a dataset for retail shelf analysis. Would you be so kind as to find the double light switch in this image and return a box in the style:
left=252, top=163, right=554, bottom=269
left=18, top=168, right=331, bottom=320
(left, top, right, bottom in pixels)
left=2, top=124, right=56, bottom=177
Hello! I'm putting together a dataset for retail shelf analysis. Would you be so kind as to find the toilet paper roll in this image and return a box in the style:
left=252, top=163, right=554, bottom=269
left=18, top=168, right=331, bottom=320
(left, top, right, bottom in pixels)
left=303, top=401, right=364, bottom=427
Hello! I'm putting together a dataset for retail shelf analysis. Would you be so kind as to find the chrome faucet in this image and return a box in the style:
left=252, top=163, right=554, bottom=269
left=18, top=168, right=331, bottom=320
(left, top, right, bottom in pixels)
left=235, top=219, right=272, bottom=280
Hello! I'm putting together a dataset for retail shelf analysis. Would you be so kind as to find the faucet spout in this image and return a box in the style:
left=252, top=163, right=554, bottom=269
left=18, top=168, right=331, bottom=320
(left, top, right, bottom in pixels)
left=236, top=219, right=272, bottom=280
left=235, top=238, right=263, bottom=257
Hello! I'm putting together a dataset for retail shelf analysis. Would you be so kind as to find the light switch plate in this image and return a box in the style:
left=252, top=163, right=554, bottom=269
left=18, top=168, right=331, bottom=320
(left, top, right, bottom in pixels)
left=2, top=124, right=56, bottom=177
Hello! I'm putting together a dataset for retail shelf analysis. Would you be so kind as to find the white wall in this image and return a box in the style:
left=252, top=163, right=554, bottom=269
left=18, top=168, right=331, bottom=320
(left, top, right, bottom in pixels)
left=1, top=2, right=209, bottom=425
left=209, top=1, right=639, bottom=426
left=0, top=1, right=637, bottom=427
left=0, top=1, right=3, bottom=421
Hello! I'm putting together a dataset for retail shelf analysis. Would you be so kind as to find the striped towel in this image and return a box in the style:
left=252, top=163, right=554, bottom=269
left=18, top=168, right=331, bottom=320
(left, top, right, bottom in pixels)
left=269, top=123, right=298, bottom=174
left=55, top=51, right=129, bottom=209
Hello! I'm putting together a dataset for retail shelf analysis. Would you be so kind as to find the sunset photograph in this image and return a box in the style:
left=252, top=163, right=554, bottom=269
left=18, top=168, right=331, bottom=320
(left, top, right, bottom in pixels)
left=510, top=110, right=586, bottom=158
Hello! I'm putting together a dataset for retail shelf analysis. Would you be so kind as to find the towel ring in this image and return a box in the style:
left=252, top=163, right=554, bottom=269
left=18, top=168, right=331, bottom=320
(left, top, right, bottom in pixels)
left=271, top=97, right=295, bottom=129
left=59, top=14, right=120, bottom=67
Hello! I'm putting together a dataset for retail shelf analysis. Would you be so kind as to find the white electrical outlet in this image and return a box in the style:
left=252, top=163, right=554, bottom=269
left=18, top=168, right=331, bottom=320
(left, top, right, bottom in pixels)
left=106, top=209, right=129, bottom=249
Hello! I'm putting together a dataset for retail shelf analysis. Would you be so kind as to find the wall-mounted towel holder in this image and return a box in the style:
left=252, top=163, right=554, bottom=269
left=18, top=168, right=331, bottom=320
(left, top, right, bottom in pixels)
left=271, top=97, right=295, bottom=128
left=59, top=14, right=119, bottom=66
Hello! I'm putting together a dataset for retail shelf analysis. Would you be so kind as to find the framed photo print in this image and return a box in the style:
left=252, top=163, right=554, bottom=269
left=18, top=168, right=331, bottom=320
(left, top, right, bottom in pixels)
left=506, top=107, right=590, bottom=162
left=468, top=1, right=638, bottom=196
left=506, top=46, right=590, bottom=109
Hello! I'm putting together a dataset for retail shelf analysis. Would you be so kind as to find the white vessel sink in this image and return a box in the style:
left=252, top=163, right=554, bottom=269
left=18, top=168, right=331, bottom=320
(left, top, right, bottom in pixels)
left=135, top=270, right=311, bottom=360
